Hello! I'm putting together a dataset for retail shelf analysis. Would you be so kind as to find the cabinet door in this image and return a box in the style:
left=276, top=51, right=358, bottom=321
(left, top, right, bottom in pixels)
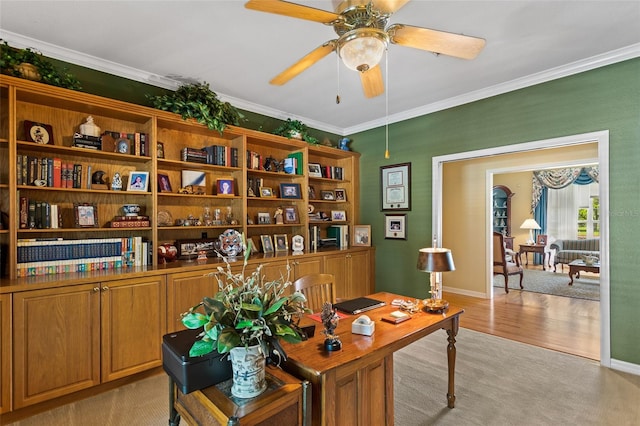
left=167, top=269, right=221, bottom=333
left=348, top=250, right=372, bottom=297
left=101, top=275, right=166, bottom=382
left=0, top=294, right=11, bottom=414
left=323, top=254, right=348, bottom=299
left=13, top=284, right=100, bottom=408
left=291, top=256, right=322, bottom=279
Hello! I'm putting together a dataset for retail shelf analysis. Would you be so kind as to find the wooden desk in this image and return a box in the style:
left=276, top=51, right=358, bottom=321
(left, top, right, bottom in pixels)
left=281, top=292, right=464, bottom=426
left=518, top=244, right=548, bottom=270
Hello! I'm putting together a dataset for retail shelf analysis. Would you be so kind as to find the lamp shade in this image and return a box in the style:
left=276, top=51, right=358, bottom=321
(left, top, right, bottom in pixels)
left=416, top=248, right=456, bottom=273
left=519, top=218, right=541, bottom=230
left=338, top=28, right=388, bottom=72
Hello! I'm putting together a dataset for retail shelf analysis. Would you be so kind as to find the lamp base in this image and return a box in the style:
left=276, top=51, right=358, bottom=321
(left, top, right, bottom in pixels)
left=423, top=298, right=449, bottom=313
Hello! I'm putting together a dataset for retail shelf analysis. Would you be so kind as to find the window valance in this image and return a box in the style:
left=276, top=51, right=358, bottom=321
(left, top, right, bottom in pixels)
left=531, top=166, right=599, bottom=212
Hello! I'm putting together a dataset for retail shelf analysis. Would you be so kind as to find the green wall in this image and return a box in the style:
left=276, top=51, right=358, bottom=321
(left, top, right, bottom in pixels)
left=351, top=58, right=640, bottom=366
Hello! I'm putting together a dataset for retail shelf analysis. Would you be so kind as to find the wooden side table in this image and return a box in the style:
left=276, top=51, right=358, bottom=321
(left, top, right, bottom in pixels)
left=169, top=366, right=310, bottom=426
left=518, top=244, right=548, bottom=270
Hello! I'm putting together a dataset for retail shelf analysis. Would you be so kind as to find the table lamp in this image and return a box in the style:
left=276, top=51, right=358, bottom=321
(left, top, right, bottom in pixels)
left=416, top=247, right=456, bottom=312
left=520, top=218, right=541, bottom=244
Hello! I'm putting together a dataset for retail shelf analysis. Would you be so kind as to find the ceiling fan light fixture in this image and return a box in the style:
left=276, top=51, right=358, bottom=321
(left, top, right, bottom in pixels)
left=338, top=28, right=388, bottom=72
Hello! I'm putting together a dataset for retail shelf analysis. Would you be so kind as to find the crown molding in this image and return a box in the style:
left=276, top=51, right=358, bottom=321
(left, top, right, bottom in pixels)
left=3, top=31, right=638, bottom=137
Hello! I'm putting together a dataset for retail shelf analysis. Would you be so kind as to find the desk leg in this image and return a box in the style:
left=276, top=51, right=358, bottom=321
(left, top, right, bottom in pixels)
left=446, top=316, right=460, bottom=409
left=168, top=377, right=181, bottom=426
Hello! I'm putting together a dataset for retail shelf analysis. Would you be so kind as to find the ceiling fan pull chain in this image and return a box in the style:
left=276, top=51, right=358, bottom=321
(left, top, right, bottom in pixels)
left=336, top=54, right=341, bottom=104
left=384, top=47, right=390, bottom=159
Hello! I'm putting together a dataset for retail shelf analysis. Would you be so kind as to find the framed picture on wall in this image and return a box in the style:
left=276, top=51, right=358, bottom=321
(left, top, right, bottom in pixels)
left=380, top=163, right=411, bottom=211
left=385, top=214, right=406, bottom=239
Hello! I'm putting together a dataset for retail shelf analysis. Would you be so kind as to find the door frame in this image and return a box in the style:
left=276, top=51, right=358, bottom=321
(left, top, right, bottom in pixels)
left=431, top=130, right=610, bottom=367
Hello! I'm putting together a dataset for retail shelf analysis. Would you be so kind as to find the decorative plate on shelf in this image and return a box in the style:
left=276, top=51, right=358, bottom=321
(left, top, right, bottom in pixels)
left=219, top=229, right=243, bottom=257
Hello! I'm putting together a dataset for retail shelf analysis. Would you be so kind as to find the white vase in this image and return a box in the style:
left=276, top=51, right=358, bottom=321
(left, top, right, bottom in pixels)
left=229, top=344, right=267, bottom=398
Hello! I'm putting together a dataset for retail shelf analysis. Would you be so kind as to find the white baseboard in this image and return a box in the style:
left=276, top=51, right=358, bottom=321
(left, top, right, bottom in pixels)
left=610, top=359, right=640, bottom=376
left=443, top=286, right=487, bottom=299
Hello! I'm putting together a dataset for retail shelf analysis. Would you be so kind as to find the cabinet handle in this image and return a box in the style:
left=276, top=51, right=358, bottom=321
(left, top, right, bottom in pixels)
left=93, top=287, right=100, bottom=292
left=347, top=254, right=352, bottom=258
left=102, top=286, right=109, bottom=292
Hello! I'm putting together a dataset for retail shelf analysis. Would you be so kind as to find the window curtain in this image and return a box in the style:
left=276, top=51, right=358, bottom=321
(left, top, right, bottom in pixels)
left=531, top=166, right=598, bottom=264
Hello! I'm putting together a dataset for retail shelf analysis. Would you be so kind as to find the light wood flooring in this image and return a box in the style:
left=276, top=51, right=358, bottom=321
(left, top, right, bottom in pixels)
left=444, top=265, right=600, bottom=360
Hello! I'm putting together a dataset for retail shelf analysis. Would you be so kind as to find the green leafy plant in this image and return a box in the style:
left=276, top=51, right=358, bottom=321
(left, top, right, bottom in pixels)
left=0, top=40, right=81, bottom=90
left=147, top=82, right=243, bottom=134
left=181, top=238, right=310, bottom=364
left=273, top=118, right=319, bottom=144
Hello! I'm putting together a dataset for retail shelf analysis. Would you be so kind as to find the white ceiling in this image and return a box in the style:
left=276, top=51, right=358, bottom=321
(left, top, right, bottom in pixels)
left=1, top=1, right=639, bottom=135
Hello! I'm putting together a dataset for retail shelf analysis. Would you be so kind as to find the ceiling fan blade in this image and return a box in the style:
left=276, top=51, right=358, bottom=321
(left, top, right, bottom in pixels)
left=373, top=0, right=411, bottom=15
left=270, top=41, right=337, bottom=86
left=388, top=24, right=486, bottom=60
left=245, top=0, right=340, bottom=24
left=360, top=65, right=384, bottom=98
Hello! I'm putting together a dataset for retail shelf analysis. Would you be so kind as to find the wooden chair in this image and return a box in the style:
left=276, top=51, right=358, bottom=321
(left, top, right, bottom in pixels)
left=292, top=273, right=336, bottom=313
left=493, top=231, right=524, bottom=293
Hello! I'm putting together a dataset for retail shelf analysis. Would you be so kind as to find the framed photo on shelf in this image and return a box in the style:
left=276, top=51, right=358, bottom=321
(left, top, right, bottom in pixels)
left=259, top=187, right=274, bottom=198
left=385, top=214, right=407, bottom=239
left=24, top=120, right=53, bottom=145
left=274, top=234, right=288, bottom=252
left=308, top=163, right=323, bottom=178
left=321, top=190, right=335, bottom=201
left=216, top=177, right=234, bottom=196
left=334, top=188, right=346, bottom=201
left=308, top=185, right=317, bottom=200
left=176, top=238, right=217, bottom=259
left=157, top=141, right=165, bottom=159
left=260, top=234, right=274, bottom=253
left=283, top=206, right=299, bottom=224
left=249, top=237, right=260, bottom=253
left=380, top=163, right=411, bottom=211
left=257, top=212, right=271, bottom=224
left=127, top=171, right=149, bottom=192
left=331, top=210, right=346, bottom=221
left=157, top=173, right=172, bottom=193
left=279, top=182, right=302, bottom=199
left=74, top=203, right=98, bottom=228
left=353, top=225, right=371, bottom=247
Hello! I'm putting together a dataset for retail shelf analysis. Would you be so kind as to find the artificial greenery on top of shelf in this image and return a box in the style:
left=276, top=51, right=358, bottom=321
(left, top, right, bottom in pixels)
left=0, top=40, right=82, bottom=90
left=273, top=118, right=319, bottom=144
left=147, top=82, right=243, bottom=134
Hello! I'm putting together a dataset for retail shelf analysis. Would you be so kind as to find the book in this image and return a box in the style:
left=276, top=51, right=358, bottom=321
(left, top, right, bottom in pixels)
left=110, top=220, right=150, bottom=228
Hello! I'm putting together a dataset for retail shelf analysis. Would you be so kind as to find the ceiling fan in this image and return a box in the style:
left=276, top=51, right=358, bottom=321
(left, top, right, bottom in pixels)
left=245, top=0, right=486, bottom=98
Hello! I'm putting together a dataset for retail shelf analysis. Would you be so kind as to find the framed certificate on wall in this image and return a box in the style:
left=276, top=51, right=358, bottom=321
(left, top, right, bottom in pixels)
left=380, top=163, right=411, bottom=211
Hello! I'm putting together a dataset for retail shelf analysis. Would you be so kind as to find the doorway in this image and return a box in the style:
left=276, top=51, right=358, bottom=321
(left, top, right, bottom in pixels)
left=432, top=130, right=610, bottom=366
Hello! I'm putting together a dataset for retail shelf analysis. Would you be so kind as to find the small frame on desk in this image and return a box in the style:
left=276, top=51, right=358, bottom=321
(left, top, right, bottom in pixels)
left=74, top=203, right=98, bottom=228
left=308, top=163, right=323, bottom=178
left=353, top=225, right=371, bottom=247
left=157, top=173, right=172, bottom=193
left=279, top=183, right=302, bottom=199
left=385, top=214, right=406, bottom=239
left=127, top=171, right=149, bottom=192
left=259, top=187, right=274, bottom=198
left=284, top=206, right=299, bottom=224
left=260, top=234, right=274, bottom=253
left=380, top=163, right=411, bottom=211
left=274, top=234, right=288, bottom=252
left=216, top=177, right=234, bottom=196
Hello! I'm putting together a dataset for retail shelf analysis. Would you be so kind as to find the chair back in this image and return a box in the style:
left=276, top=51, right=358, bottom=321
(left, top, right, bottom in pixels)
left=493, top=232, right=507, bottom=272
left=293, top=273, right=336, bottom=313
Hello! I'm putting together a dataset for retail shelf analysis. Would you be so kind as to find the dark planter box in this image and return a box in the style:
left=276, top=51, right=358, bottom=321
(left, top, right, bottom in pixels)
left=162, top=328, right=232, bottom=394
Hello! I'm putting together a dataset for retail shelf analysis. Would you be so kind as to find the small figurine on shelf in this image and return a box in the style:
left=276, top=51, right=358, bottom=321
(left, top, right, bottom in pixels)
left=274, top=207, right=284, bottom=224
left=338, top=137, right=351, bottom=151
left=79, top=116, right=101, bottom=137
left=321, top=302, right=342, bottom=351
left=111, top=172, right=122, bottom=191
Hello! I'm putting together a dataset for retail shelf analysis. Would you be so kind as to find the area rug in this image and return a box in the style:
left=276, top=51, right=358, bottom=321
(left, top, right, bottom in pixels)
left=493, top=268, right=600, bottom=301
